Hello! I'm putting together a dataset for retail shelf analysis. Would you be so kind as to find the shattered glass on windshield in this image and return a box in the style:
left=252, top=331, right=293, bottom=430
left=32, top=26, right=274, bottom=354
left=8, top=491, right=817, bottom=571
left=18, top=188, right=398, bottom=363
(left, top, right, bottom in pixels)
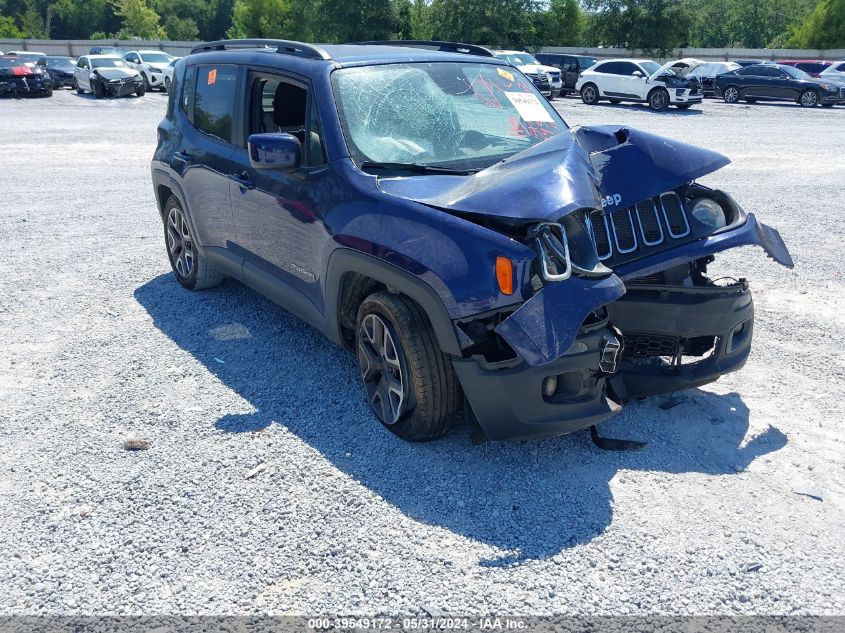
left=331, top=62, right=564, bottom=170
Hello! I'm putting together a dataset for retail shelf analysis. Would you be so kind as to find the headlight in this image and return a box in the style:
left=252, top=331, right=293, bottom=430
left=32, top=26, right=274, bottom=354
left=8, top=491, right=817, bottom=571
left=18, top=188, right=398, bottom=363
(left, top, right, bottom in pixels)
left=819, top=83, right=835, bottom=91
left=690, top=198, right=727, bottom=229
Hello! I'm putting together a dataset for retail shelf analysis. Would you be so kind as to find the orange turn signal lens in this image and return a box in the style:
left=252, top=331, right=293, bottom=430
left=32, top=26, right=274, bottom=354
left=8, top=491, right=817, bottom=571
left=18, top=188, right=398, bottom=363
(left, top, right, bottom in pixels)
left=496, top=256, right=514, bottom=295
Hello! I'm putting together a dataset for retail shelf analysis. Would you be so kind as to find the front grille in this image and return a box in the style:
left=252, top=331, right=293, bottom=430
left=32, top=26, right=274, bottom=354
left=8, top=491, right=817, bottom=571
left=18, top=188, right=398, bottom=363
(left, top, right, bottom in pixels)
left=622, top=332, right=680, bottom=359
left=588, top=192, right=692, bottom=265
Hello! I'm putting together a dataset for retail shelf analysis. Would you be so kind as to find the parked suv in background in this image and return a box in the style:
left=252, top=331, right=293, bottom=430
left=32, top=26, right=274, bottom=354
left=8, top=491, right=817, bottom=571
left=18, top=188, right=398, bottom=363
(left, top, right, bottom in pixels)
left=152, top=39, right=792, bottom=444
left=535, top=52, right=597, bottom=96
left=576, top=58, right=703, bottom=111
left=123, top=50, right=175, bottom=91
left=493, top=50, right=562, bottom=98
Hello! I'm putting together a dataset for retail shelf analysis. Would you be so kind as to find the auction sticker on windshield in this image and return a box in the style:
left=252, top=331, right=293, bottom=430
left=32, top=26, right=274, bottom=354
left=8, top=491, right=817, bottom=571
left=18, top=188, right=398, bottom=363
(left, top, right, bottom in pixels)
left=504, top=92, right=554, bottom=123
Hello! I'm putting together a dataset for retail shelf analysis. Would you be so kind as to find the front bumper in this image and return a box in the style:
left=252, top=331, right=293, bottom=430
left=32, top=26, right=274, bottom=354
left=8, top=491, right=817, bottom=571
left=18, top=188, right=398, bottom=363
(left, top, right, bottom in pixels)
left=669, top=88, right=703, bottom=104
left=454, top=317, right=622, bottom=441
left=607, top=280, right=753, bottom=401
left=105, top=80, right=143, bottom=97
left=454, top=279, right=755, bottom=441
left=820, top=88, right=843, bottom=104
left=0, top=76, right=51, bottom=95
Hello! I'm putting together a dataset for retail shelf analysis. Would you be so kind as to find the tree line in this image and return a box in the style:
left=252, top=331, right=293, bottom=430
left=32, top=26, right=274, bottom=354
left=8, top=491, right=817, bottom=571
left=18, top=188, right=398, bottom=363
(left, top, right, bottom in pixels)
left=1, top=0, right=842, bottom=53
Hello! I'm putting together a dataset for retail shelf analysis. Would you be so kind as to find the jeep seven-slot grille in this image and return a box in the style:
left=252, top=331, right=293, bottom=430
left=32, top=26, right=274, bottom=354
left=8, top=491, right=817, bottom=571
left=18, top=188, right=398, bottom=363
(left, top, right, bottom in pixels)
left=588, top=192, right=692, bottom=264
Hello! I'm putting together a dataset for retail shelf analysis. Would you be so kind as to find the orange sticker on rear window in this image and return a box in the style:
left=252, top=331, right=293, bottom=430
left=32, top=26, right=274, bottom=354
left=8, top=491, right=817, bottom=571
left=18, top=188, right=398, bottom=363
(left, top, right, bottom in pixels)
left=208, top=68, right=217, bottom=85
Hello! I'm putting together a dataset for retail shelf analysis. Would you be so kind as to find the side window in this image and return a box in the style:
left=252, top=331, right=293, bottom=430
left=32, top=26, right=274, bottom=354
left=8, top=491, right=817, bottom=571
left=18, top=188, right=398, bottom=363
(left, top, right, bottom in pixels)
left=837, top=63, right=845, bottom=72
left=621, top=63, right=640, bottom=76
left=193, top=65, right=237, bottom=143
left=247, top=73, right=325, bottom=167
left=592, top=62, right=610, bottom=74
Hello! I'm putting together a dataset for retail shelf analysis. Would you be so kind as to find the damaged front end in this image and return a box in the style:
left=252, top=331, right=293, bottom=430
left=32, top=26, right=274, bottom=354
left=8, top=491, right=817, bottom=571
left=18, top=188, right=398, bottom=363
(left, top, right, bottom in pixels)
left=448, top=126, right=793, bottom=441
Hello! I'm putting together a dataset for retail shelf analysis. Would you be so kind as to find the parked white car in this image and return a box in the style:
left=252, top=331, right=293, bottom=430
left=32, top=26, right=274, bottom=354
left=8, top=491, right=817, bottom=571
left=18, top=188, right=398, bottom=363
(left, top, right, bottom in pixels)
left=161, top=57, right=181, bottom=92
left=493, top=50, right=563, bottom=99
left=122, top=50, right=175, bottom=91
left=575, top=58, right=704, bottom=111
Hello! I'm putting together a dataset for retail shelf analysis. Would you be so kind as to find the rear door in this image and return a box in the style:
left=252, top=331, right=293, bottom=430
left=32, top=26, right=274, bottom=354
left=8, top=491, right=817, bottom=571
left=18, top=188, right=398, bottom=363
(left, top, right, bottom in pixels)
left=177, top=63, right=240, bottom=248
left=74, top=57, right=89, bottom=89
left=739, top=65, right=770, bottom=98
left=228, top=69, right=330, bottom=311
left=591, top=61, right=621, bottom=96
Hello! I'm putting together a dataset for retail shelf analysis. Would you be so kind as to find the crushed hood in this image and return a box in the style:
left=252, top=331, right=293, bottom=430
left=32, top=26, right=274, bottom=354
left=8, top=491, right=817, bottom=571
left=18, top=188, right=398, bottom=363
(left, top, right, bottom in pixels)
left=377, top=126, right=730, bottom=224
left=94, top=67, right=138, bottom=80
left=651, top=58, right=707, bottom=80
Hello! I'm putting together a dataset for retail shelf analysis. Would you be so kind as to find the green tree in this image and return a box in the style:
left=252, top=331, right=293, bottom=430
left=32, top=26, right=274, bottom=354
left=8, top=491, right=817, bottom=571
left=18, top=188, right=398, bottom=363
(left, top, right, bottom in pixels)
left=317, top=0, right=393, bottom=41
left=18, top=5, right=48, bottom=37
left=540, top=0, right=584, bottom=46
left=110, top=0, right=166, bottom=39
left=788, top=0, right=844, bottom=47
left=584, top=0, right=690, bottom=55
left=0, top=14, right=25, bottom=37
left=229, top=0, right=297, bottom=38
left=429, top=0, right=541, bottom=48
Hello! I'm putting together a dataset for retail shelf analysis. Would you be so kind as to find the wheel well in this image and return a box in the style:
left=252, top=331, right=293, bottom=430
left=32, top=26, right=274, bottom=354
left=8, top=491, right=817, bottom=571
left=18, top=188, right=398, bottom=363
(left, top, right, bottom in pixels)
left=156, top=184, right=174, bottom=218
left=648, top=86, right=668, bottom=98
left=337, top=272, right=387, bottom=348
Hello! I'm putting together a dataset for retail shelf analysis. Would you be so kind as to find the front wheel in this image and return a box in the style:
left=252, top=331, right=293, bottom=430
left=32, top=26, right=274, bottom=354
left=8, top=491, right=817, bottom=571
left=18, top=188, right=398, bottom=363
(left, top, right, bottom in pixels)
left=142, top=73, right=151, bottom=91
left=136, top=84, right=146, bottom=97
left=355, top=292, right=460, bottom=442
left=92, top=80, right=104, bottom=99
left=799, top=89, right=819, bottom=108
left=648, top=88, right=669, bottom=112
left=163, top=196, right=223, bottom=290
left=580, top=83, right=600, bottom=105
left=723, top=86, right=740, bottom=103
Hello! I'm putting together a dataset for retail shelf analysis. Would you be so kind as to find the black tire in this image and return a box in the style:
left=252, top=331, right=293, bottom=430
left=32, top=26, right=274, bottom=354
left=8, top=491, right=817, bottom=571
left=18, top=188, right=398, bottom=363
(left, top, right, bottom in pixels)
left=648, top=88, right=669, bottom=112
left=676, top=103, right=692, bottom=110
left=723, top=85, right=741, bottom=103
left=92, top=80, right=104, bottom=99
left=73, top=78, right=84, bottom=95
left=163, top=196, right=223, bottom=290
left=799, top=89, right=819, bottom=108
left=136, top=84, right=146, bottom=97
left=355, top=291, right=460, bottom=442
left=609, top=98, right=623, bottom=104
left=164, top=76, right=171, bottom=93
left=580, top=83, right=600, bottom=105
left=142, top=72, right=151, bottom=91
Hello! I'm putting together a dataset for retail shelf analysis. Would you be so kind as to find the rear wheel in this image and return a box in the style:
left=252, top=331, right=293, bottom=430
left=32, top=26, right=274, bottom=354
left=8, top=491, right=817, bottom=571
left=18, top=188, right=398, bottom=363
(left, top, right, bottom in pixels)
left=648, top=88, right=669, bottom=111
left=163, top=196, right=223, bottom=290
left=355, top=292, right=460, bottom=442
left=799, top=89, right=819, bottom=107
left=580, top=83, right=600, bottom=105
left=73, top=78, right=84, bottom=94
left=723, top=86, right=740, bottom=103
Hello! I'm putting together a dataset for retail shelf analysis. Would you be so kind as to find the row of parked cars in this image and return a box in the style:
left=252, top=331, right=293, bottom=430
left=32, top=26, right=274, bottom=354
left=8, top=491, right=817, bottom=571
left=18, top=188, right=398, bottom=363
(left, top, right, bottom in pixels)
left=0, top=46, right=178, bottom=98
left=482, top=50, right=845, bottom=111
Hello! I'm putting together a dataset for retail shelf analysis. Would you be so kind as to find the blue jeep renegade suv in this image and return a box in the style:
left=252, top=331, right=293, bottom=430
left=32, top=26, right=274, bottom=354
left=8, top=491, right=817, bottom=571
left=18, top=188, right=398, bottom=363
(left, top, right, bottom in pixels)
left=151, top=39, right=794, bottom=443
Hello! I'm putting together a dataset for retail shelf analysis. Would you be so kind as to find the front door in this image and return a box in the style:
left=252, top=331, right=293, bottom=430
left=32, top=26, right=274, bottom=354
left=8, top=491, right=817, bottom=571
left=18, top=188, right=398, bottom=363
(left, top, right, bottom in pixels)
left=228, top=70, right=330, bottom=311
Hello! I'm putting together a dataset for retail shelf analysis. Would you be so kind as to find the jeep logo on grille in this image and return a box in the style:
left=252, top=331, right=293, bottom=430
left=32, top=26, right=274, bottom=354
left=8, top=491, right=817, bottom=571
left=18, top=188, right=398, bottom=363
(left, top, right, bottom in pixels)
left=600, top=194, right=622, bottom=209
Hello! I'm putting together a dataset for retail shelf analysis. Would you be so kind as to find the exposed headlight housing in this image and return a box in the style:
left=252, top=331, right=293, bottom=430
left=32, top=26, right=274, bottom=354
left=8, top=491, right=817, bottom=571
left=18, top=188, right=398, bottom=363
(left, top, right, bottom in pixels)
left=690, top=197, right=727, bottom=229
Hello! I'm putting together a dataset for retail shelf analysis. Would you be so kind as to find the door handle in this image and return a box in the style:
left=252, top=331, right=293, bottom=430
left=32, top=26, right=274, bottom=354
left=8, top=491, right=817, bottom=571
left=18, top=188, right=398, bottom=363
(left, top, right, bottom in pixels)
left=174, top=151, right=192, bottom=163
left=231, top=171, right=254, bottom=190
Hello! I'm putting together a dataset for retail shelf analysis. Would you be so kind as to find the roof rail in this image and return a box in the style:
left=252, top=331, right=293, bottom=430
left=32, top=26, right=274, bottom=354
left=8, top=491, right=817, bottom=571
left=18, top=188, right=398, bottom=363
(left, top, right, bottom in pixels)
left=190, top=39, right=332, bottom=60
left=350, top=40, right=496, bottom=58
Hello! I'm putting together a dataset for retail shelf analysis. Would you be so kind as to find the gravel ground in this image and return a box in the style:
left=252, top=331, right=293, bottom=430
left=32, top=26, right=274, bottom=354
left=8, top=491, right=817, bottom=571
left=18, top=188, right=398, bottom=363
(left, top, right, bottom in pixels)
left=0, top=89, right=844, bottom=617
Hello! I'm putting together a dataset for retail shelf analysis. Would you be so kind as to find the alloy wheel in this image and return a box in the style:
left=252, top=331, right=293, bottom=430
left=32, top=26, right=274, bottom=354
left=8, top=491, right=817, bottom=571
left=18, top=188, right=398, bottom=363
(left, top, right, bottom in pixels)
left=358, top=313, right=406, bottom=425
left=800, top=91, right=818, bottom=107
left=166, top=207, right=194, bottom=278
left=724, top=87, right=739, bottom=103
left=582, top=85, right=596, bottom=103
left=650, top=90, right=667, bottom=110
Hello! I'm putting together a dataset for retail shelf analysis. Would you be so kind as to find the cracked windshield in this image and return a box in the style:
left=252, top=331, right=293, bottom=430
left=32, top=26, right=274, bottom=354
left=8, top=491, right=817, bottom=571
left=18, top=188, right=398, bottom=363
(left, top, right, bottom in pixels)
left=332, top=62, right=565, bottom=172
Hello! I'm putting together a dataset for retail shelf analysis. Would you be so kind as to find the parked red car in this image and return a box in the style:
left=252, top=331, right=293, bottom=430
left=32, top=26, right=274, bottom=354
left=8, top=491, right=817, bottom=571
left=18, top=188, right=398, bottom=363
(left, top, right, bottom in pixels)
left=778, top=60, right=833, bottom=78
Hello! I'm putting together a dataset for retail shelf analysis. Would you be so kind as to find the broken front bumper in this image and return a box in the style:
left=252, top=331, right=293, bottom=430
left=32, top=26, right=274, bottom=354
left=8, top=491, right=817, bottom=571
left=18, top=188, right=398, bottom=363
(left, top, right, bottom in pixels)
left=453, top=317, right=622, bottom=441
left=607, top=280, right=753, bottom=401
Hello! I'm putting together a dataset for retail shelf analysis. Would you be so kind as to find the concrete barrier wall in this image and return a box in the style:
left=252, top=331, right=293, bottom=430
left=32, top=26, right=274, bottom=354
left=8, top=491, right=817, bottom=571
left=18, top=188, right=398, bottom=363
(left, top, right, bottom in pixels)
left=0, top=39, right=197, bottom=57
left=3, top=39, right=845, bottom=62
left=541, top=46, right=845, bottom=62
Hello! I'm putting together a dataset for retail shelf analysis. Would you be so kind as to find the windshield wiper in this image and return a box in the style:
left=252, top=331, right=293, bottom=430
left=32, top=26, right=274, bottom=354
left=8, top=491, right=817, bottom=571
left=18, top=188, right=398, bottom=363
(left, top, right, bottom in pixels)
left=360, top=161, right=477, bottom=176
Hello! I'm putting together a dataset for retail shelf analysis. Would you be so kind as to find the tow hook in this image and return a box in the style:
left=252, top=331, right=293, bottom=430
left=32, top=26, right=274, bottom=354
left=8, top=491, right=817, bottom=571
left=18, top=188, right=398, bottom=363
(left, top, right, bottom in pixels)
left=600, top=333, right=622, bottom=374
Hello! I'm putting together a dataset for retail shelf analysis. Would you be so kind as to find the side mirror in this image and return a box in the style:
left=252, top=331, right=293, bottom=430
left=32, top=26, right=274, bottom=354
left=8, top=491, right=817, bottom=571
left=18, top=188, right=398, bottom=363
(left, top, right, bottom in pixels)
left=248, top=133, right=301, bottom=171
left=632, top=70, right=644, bottom=78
